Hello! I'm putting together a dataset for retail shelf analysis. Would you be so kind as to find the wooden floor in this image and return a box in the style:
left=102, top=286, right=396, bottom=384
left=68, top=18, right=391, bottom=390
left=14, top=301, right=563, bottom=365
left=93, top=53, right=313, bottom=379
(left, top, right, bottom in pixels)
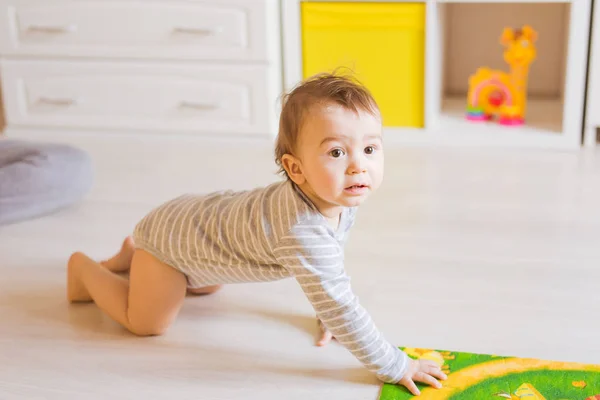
left=1, top=132, right=600, bottom=399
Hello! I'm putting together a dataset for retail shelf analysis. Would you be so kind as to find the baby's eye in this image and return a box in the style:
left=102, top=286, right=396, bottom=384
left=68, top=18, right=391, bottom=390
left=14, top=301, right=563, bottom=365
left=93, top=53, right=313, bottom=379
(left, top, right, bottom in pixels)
left=330, top=149, right=345, bottom=158
left=364, top=146, right=375, bottom=155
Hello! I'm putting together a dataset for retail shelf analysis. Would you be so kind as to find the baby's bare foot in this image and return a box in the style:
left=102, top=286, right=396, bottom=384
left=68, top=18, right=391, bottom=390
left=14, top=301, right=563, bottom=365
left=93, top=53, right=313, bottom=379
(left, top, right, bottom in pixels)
left=67, top=252, right=92, bottom=302
left=187, top=285, right=223, bottom=296
left=101, top=236, right=135, bottom=272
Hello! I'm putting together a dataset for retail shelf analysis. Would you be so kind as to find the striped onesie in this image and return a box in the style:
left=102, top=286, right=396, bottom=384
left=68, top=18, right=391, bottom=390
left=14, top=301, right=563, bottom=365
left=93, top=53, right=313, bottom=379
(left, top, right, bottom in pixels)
left=132, top=179, right=408, bottom=383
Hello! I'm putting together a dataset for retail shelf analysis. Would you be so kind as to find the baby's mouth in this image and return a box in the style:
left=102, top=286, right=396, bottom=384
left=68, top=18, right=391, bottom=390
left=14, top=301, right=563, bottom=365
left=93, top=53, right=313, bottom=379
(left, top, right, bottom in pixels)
left=344, top=184, right=369, bottom=194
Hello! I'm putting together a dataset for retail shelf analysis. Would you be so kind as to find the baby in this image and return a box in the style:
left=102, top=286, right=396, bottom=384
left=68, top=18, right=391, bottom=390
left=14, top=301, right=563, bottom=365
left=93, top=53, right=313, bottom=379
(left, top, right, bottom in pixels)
left=67, top=73, right=446, bottom=395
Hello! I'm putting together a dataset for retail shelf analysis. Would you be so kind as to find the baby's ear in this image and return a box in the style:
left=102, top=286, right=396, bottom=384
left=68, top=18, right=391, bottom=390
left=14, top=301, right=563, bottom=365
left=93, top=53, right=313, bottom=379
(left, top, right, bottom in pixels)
left=281, top=154, right=306, bottom=185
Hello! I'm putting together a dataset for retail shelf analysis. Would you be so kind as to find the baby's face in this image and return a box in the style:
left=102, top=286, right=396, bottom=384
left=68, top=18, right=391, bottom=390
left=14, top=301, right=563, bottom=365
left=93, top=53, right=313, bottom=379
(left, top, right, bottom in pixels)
left=295, top=104, right=384, bottom=216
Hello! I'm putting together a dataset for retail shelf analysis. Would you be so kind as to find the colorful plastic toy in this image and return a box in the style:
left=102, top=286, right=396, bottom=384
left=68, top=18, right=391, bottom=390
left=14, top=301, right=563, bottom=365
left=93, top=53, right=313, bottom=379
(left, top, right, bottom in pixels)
left=466, top=25, right=538, bottom=126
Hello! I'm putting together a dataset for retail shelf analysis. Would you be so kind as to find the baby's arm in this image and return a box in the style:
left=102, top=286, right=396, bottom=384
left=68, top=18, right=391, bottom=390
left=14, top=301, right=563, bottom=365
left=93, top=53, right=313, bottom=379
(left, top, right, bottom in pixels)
left=274, top=224, right=409, bottom=384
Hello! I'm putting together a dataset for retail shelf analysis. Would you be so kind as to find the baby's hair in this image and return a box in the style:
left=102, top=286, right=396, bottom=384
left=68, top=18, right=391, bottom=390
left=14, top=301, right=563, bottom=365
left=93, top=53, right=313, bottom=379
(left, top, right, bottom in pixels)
left=274, top=69, right=380, bottom=177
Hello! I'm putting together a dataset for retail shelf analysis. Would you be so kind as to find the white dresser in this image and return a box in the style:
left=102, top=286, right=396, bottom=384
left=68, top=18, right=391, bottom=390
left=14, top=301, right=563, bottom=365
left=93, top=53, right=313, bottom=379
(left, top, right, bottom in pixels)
left=0, top=0, right=282, bottom=138
left=585, top=0, right=600, bottom=147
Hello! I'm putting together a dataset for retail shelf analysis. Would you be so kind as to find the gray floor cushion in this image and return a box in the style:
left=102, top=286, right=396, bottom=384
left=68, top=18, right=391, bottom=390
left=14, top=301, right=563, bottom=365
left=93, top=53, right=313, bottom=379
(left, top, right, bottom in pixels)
left=0, top=139, right=93, bottom=225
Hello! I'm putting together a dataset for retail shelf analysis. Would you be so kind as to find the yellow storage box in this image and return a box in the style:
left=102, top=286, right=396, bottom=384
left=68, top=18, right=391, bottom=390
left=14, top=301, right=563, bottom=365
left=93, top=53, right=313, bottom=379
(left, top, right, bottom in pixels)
left=301, top=2, right=425, bottom=127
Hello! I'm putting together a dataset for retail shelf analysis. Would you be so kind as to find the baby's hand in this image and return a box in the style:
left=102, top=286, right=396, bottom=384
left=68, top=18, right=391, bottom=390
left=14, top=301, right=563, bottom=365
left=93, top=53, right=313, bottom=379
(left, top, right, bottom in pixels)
left=399, top=358, right=448, bottom=396
left=316, top=318, right=334, bottom=346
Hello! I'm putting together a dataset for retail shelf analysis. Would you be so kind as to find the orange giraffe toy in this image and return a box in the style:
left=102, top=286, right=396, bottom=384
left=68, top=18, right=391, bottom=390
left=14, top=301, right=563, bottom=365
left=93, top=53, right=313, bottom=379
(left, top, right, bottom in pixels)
left=466, top=25, right=538, bottom=126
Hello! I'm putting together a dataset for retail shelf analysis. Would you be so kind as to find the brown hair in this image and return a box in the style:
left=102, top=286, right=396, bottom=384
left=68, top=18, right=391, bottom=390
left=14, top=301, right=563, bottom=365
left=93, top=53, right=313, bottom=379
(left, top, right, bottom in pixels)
left=274, top=70, right=380, bottom=176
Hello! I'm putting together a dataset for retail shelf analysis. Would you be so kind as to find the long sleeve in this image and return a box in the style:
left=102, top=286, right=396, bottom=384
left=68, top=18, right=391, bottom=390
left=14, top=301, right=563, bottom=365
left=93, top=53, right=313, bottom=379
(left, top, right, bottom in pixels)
left=273, top=223, right=409, bottom=384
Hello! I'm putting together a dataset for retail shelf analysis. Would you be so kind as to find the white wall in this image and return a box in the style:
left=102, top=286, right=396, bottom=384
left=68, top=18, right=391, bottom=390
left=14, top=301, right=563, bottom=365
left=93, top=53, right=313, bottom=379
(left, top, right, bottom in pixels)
left=443, top=3, right=569, bottom=98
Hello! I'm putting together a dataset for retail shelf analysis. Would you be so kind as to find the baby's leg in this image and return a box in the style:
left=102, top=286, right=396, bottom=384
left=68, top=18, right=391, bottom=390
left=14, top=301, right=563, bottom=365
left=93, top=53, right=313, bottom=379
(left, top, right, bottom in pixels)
left=92, top=236, right=221, bottom=295
left=101, top=236, right=136, bottom=272
left=67, top=249, right=187, bottom=336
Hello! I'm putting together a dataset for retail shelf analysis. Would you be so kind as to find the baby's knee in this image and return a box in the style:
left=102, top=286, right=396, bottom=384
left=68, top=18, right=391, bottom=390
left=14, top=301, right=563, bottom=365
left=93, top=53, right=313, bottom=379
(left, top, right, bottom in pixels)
left=68, top=251, right=87, bottom=266
left=127, top=315, right=169, bottom=337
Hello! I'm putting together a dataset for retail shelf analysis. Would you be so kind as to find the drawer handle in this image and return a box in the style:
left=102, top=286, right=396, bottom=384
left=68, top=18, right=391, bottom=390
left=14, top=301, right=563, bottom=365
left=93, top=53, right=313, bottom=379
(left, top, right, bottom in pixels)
left=38, top=97, right=77, bottom=106
left=27, top=25, right=78, bottom=34
left=172, top=27, right=222, bottom=36
left=179, top=101, right=220, bottom=111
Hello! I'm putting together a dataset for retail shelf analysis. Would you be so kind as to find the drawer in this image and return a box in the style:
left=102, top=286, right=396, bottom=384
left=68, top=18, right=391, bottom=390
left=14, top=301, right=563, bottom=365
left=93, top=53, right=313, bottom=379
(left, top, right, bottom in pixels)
left=0, top=60, right=280, bottom=135
left=0, top=0, right=276, bottom=61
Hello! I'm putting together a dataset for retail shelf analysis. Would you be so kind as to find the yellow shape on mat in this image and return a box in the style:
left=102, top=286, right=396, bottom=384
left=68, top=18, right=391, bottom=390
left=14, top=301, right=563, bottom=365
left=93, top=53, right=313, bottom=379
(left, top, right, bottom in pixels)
left=514, top=383, right=546, bottom=399
left=420, top=351, right=445, bottom=367
left=301, top=2, right=425, bottom=128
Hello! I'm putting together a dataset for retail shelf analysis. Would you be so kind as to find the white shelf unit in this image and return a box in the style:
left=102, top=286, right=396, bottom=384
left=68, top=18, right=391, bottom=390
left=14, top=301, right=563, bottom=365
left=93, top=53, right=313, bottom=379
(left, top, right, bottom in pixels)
left=584, top=0, right=600, bottom=147
left=282, top=0, right=592, bottom=150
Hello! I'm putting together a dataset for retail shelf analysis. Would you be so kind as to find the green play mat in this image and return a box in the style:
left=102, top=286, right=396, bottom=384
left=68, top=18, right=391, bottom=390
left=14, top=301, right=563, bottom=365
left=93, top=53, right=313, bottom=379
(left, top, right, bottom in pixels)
left=379, top=348, right=600, bottom=399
